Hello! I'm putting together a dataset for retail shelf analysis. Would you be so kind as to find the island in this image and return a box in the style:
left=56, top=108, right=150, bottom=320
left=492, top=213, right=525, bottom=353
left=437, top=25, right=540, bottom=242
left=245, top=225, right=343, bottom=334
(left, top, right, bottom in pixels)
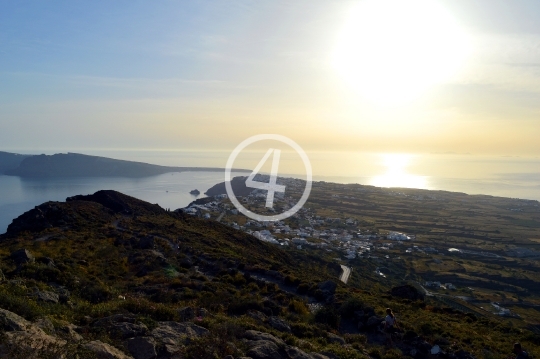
left=2, top=152, right=250, bottom=178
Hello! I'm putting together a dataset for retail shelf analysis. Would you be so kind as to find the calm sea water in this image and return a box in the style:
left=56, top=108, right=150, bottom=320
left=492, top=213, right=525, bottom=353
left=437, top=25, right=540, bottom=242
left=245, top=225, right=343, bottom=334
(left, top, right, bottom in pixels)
left=1, top=150, right=538, bottom=234
left=0, top=172, right=245, bottom=234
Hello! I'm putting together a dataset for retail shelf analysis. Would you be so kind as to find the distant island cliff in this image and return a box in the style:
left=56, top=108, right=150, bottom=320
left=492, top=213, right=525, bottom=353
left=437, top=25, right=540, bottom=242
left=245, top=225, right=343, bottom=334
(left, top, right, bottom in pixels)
left=0, top=151, right=33, bottom=173
left=3, top=152, right=249, bottom=178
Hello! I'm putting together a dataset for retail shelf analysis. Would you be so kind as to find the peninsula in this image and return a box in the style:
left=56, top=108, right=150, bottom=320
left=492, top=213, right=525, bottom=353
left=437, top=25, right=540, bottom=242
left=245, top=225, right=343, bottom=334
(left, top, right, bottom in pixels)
left=2, top=152, right=249, bottom=178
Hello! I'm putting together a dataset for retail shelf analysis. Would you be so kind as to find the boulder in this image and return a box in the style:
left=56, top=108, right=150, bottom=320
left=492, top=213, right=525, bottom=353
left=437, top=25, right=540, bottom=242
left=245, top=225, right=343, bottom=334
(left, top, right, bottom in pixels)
left=11, top=248, right=35, bottom=265
left=246, top=310, right=268, bottom=322
left=0, top=309, right=67, bottom=357
left=36, top=291, right=60, bottom=304
left=246, top=340, right=283, bottom=359
left=59, top=323, right=83, bottom=342
left=284, top=346, right=313, bottom=359
left=310, top=354, right=331, bottom=359
left=244, top=330, right=285, bottom=346
left=110, top=322, right=148, bottom=339
left=93, top=314, right=148, bottom=339
left=34, top=318, right=55, bottom=333
left=268, top=316, right=291, bottom=333
left=326, top=333, right=345, bottom=345
left=0, top=308, right=31, bottom=331
left=151, top=321, right=209, bottom=345
left=83, top=340, right=133, bottom=359
left=390, top=285, right=425, bottom=301
left=126, top=336, right=157, bottom=359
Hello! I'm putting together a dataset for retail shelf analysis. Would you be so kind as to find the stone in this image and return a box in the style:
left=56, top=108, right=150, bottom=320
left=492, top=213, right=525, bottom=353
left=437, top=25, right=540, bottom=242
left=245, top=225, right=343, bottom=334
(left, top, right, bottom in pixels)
left=3, top=327, right=66, bottom=357
left=92, top=314, right=148, bottom=339
left=110, top=322, right=148, bottom=339
left=326, top=333, right=345, bottom=345
left=0, top=308, right=31, bottom=331
left=246, top=340, right=283, bottom=359
left=244, top=330, right=285, bottom=346
left=59, top=323, right=83, bottom=342
left=36, top=291, right=60, bottom=304
left=126, top=336, right=157, bottom=359
left=11, top=248, right=35, bottom=265
left=34, top=318, right=55, bottom=333
left=178, top=306, right=195, bottom=321
left=284, top=346, right=312, bottom=359
left=310, top=354, right=331, bottom=359
left=268, top=316, right=291, bottom=333
left=0, top=309, right=66, bottom=357
left=151, top=321, right=209, bottom=345
left=83, top=340, right=133, bottom=359
left=247, top=310, right=268, bottom=322
left=94, top=314, right=136, bottom=326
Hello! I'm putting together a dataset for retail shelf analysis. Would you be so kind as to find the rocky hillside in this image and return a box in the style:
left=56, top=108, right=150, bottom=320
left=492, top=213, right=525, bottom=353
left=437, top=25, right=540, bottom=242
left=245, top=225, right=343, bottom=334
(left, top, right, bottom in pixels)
left=0, top=191, right=537, bottom=359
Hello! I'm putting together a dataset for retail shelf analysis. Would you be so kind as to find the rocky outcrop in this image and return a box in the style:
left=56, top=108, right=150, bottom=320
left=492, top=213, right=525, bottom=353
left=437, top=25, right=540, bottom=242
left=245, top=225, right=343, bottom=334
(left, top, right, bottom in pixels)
left=126, top=336, right=157, bottom=359
left=93, top=314, right=148, bottom=339
left=83, top=340, right=133, bottom=359
left=243, top=330, right=333, bottom=359
left=11, top=248, right=35, bottom=265
left=268, top=316, right=291, bottom=333
left=0, top=309, right=67, bottom=358
left=34, top=290, right=60, bottom=304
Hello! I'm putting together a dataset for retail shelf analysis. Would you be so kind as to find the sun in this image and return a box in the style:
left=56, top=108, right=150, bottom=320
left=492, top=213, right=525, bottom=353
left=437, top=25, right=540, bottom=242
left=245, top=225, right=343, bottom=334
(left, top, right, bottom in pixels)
left=332, top=0, right=471, bottom=105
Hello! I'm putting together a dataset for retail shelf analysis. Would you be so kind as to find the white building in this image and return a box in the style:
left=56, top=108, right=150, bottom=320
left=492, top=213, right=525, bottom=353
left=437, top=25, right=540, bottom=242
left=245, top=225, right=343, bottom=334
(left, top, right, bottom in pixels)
left=387, top=231, right=411, bottom=241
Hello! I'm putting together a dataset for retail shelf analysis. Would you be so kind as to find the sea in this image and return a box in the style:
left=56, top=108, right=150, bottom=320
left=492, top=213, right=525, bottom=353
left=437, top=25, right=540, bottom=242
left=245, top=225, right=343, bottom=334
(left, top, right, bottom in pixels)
left=0, top=150, right=539, bottom=234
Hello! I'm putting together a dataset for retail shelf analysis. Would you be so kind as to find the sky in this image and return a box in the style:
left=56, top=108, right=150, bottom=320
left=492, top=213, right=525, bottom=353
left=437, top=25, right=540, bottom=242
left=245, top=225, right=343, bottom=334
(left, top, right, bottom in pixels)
left=1, top=0, right=540, bottom=161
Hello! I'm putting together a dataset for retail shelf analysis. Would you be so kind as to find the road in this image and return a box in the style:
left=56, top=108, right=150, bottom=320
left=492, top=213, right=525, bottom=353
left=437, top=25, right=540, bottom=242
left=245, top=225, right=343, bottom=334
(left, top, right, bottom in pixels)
left=339, top=265, right=351, bottom=284
left=216, top=212, right=225, bottom=222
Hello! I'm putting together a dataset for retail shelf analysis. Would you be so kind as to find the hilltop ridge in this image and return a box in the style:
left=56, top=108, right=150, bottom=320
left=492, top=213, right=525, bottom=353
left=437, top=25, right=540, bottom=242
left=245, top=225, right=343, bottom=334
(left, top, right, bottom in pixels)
left=0, top=190, right=537, bottom=358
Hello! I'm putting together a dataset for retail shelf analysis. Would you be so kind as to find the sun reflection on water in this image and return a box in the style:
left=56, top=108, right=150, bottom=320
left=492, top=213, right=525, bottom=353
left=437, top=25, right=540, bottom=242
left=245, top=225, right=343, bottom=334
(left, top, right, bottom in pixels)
left=370, top=154, right=429, bottom=189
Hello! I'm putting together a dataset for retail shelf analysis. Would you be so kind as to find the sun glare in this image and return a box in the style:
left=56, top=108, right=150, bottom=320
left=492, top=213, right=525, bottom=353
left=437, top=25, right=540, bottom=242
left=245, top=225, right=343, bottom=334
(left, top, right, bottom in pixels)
left=371, top=154, right=429, bottom=189
left=333, top=0, right=471, bottom=105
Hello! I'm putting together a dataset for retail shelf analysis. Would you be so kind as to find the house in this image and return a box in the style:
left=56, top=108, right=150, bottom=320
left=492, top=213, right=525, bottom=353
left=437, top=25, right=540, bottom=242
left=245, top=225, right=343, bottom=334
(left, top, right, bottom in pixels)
left=445, top=283, right=456, bottom=290
left=387, top=231, right=411, bottom=241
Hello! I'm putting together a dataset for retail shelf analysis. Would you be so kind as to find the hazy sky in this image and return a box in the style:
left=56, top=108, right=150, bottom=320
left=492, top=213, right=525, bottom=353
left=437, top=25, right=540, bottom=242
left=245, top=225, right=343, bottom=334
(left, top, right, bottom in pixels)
left=1, top=0, right=539, bottom=157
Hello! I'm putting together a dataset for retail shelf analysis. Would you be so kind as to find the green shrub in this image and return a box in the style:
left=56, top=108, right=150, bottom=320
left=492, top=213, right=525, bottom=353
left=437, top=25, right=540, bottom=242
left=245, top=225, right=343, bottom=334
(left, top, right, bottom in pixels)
left=314, top=306, right=340, bottom=329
